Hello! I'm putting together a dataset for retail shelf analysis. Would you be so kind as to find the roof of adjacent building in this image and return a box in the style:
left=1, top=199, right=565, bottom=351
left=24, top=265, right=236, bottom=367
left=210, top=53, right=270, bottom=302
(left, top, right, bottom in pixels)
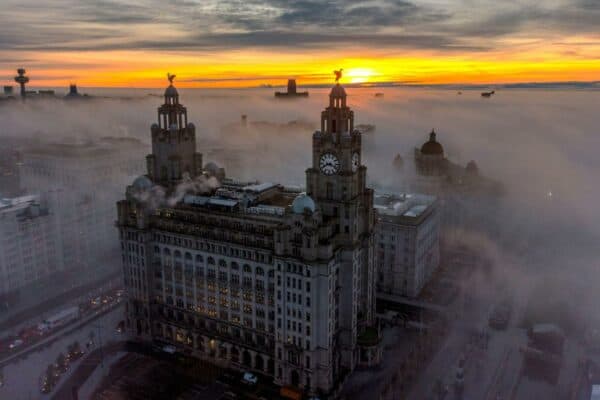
left=374, top=192, right=436, bottom=222
left=0, top=195, right=44, bottom=219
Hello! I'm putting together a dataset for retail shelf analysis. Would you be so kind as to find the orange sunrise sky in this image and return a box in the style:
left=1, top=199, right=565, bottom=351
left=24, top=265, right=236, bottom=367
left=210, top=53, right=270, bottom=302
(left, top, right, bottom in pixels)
left=1, top=0, right=599, bottom=88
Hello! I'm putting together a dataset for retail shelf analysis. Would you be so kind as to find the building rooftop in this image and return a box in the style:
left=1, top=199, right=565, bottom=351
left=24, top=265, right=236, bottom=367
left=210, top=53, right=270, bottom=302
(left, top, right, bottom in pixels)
left=144, top=178, right=305, bottom=220
left=374, top=192, right=436, bottom=220
left=0, top=195, right=48, bottom=220
left=0, top=195, right=39, bottom=211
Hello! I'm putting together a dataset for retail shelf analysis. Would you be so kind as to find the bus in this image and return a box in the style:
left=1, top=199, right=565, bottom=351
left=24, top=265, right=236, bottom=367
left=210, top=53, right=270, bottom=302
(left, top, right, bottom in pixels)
left=38, top=306, right=80, bottom=333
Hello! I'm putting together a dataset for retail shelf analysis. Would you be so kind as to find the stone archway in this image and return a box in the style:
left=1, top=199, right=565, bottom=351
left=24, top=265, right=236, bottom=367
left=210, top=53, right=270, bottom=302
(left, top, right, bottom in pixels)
left=255, top=354, right=264, bottom=371
left=242, top=350, right=252, bottom=367
left=267, top=358, right=275, bottom=374
left=291, top=370, right=300, bottom=387
left=231, top=347, right=240, bottom=363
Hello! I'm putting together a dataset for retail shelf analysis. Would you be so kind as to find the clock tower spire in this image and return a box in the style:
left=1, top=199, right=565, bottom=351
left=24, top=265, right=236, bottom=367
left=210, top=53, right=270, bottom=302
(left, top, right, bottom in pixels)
left=306, top=77, right=366, bottom=208
left=145, top=74, right=203, bottom=186
left=305, top=75, right=376, bottom=371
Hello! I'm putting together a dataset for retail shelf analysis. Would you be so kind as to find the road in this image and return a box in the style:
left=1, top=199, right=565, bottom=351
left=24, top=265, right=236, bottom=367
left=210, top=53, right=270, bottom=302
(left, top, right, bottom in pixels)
left=406, top=270, right=499, bottom=400
left=0, top=278, right=121, bottom=340
left=0, top=304, right=125, bottom=400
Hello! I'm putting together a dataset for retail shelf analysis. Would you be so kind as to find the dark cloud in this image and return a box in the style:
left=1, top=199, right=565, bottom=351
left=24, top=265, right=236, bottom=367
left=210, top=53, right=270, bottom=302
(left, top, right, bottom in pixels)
left=0, top=0, right=598, bottom=55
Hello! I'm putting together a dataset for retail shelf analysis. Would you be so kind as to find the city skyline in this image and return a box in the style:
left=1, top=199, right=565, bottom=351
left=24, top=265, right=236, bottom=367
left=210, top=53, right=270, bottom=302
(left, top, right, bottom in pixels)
left=1, top=0, right=599, bottom=88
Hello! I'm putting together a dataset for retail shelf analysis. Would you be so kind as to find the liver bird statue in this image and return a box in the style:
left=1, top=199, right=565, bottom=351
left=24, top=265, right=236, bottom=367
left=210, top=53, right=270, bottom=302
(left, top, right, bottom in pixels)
left=167, top=73, right=176, bottom=84
left=334, top=69, right=343, bottom=83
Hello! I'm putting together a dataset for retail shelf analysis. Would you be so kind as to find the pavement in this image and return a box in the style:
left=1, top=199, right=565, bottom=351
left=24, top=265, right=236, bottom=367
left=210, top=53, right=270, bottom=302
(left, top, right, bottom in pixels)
left=51, top=342, right=125, bottom=400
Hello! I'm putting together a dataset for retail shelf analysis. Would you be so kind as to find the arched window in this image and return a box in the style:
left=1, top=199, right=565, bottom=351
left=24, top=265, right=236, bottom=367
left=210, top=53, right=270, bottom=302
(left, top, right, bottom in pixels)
left=166, top=296, right=173, bottom=305
left=268, top=270, right=274, bottom=278
left=154, top=246, right=160, bottom=254
left=243, top=264, right=252, bottom=273
left=174, top=250, right=182, bottom=259
left=256, top=267, right=265, bottom=276
left=231, top=262, right=239, bottom=270
left=185, top=252, right=193, bottom=260
left=207, top=257, right=215, bottom=265
left=195, top=254, right=204, bottom=263
left=163, top=248, right=171, bottom=256
left=218, top=259, right=227, bottom=268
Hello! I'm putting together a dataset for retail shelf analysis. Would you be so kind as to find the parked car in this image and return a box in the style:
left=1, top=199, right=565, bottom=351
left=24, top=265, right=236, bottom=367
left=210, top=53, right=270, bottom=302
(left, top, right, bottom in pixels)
left=162, top=345, right=177, bottom=354
left=9, top=339, right=24, bottom=350
left=242, top=372, right=258, bottom=385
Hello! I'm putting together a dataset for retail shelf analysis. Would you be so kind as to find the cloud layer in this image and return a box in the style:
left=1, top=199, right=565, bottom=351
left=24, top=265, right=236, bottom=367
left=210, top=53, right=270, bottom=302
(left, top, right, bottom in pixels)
left=1, top=0, right=599, bottom=54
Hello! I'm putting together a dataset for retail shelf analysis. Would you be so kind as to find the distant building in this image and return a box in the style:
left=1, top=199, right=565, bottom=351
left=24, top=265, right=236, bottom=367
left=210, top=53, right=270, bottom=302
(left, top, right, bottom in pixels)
left=65, top=84, right=83, bottom=99
left=20, top=137, right=146, bottom=281
left=0, top=195, right=62, bottom=301
left=14, top=68, right=29, bottom=98
left=3, top=86, right=13, bottom=96
left=374, top=193, right=440, bottom=298
left=0, top=148, right=22, bottom=198
left=275, top=79, right=309, bottom=98
left=117, top=80, right=380, bottom=397
left=413, top=129, right=503, bottom=196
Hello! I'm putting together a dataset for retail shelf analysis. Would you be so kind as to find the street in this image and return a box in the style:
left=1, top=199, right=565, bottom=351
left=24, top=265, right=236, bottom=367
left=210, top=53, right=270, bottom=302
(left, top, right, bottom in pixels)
left=0, top=304, right=125, bottom=400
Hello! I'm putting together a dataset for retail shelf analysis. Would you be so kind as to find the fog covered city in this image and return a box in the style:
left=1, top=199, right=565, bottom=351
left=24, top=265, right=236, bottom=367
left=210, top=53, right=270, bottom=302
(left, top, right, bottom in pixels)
left=0, top=81, right=598, bottom=399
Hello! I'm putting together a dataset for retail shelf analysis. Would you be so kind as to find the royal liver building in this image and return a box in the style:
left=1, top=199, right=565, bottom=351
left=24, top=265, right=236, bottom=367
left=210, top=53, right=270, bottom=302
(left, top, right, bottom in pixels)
left=117, top=77, right=380, bottom=396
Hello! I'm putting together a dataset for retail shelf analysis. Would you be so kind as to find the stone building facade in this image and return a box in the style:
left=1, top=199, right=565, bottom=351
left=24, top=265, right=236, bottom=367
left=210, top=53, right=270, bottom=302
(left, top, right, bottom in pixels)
left=0, top=195, right=61, bottom=300
left=116, top=81, right=379, bottom=396
left=374, top=193, right=440, bottom=298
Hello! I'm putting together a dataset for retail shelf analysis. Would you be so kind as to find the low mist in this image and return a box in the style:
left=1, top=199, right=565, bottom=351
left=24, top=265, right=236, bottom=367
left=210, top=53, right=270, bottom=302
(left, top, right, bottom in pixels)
left=1, top=85, right=599, bottom=329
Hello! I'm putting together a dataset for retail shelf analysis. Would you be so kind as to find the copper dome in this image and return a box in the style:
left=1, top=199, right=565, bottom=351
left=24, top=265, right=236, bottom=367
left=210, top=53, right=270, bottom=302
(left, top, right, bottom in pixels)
left=420, top=130, right=444, bottom=155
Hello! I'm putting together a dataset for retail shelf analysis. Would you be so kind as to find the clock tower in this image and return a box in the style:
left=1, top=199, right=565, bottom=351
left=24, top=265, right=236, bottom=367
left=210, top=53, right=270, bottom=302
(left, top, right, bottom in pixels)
left=306, top=81, right=376, bottom=371
left=145, top=74, right=203, bottom=187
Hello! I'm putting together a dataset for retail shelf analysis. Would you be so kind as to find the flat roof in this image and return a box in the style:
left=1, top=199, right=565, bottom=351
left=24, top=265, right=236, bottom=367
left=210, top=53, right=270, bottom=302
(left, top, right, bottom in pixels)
left=242, top=182, right=277, bottom=193
left=374, top=192, right=436, bottom=218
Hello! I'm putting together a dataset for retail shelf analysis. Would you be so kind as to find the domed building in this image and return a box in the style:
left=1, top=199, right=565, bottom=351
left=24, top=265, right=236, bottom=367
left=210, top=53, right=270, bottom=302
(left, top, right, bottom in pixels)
left=414, top=130, right=448, bottom=176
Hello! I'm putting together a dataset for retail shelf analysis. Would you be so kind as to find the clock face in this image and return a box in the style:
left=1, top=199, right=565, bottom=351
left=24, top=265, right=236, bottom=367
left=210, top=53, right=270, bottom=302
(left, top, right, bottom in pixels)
left=351, top=152, right=360, bottom=172
left=319, top=153, right=340, bottom=175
